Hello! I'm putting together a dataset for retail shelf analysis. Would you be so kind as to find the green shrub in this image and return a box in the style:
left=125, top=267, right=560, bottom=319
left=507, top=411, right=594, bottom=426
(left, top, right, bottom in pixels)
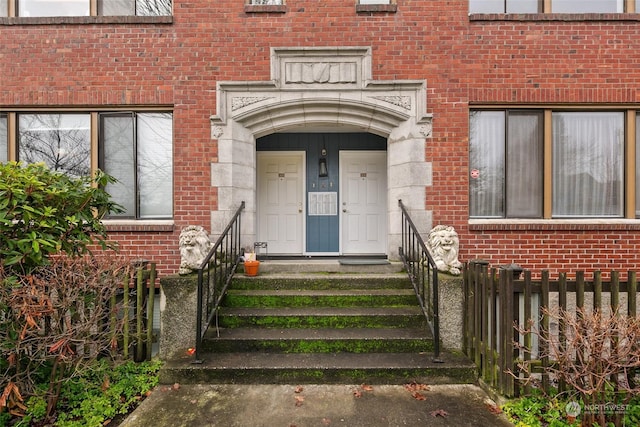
left=0, top=161, right=122, bottom=274
left=0, top=359, right=161, bottom=427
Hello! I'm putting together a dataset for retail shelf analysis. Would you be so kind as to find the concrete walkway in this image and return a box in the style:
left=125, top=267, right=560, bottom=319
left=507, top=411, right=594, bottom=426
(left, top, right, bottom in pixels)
left=119, top=383, right=514, bottom=427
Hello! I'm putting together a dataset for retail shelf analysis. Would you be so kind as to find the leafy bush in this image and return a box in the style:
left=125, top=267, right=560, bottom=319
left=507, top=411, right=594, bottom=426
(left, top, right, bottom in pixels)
left=0, top=161, right=122, bottom=274
left=0, top=255, right=134, bottom=420
left=0, top=162, right=130, bottom=422
left=512, top=307, right=640, bottom=426
left=503, top=390, right=640, bottom=427
left=2, top=359, right=161, bottom=427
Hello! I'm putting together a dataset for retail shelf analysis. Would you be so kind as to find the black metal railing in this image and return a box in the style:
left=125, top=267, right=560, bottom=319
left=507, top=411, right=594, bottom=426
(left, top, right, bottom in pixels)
left=398, top=199, right=441, bottom=361
left=194, top=201, right=245, bottom=362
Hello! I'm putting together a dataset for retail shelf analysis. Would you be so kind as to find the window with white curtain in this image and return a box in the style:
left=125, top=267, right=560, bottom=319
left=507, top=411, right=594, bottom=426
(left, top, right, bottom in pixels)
left=552, top=112, right=623, bottom=217
left=469, top=110, right=543, bottom=218
left=470, top=0, right=629, bottom=13
left=470, top=109, right=625, bottom=219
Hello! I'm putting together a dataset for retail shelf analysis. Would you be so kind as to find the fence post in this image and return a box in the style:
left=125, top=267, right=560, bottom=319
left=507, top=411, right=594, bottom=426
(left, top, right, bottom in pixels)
left=480, top=265, right=490, bottom=385
left=593, top=271, right=602, bottom=312
left=136, top=266, right=145, bottom=362
left=463, top=263, right=470, bottom=356
left=558, top=272, right=567, bottom=394
left=540, top=270, right=550, bottom=393
left=490, top=268, right=498, bottom=388
left=146, top=263, right=157, bottom=361
left=523, top=270, right=532, bottom=396
left=629, top=271, right=637, bottom=317
left=123, top=272, right=130, bottom=360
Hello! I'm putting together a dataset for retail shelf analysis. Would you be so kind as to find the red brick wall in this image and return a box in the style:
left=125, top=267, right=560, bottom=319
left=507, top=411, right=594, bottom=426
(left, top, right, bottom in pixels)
left=451, top=16, right=640, bottom=276
left=2, top=3, right=640, bottom=276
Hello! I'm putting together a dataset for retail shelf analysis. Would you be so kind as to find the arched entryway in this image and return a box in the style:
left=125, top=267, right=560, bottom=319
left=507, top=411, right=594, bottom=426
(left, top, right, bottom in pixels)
left=209, top=47, right=433, bottom=260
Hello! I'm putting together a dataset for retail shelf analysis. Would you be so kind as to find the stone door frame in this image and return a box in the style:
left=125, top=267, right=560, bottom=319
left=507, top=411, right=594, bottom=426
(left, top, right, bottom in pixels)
left=209, top=47, right=433, bottom=259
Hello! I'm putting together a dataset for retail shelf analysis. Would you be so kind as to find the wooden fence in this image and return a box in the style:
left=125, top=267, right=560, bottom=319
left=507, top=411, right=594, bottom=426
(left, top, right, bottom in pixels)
left=120, top=261, right=157, bottom=361
left=463, top=261, right=638, bottom=397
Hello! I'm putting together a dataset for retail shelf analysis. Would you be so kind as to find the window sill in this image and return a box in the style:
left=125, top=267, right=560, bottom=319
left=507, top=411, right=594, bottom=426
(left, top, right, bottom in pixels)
left=469, top=13, right=640, bottom=22
left=356, top=4, right=397, bottom=13
left=0, top=16, right=173, bottom=26
left=244, top=5, right=287, bottom=13
left=469, top=218, right=640, bottom=231
left=103, top=219, right=175, bottom=232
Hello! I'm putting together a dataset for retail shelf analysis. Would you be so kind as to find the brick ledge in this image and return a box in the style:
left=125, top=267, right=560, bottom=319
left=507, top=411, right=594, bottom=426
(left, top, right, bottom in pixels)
left=469, top=13, right=640, bottom=22
left=469, top=219, right=640, bottom=231
left=103, top=220, right=175, bottom=232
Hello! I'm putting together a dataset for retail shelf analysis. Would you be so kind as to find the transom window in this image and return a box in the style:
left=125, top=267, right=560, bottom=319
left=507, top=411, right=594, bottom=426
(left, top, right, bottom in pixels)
left=1, top=0, right=172, bottom=17
left=469, top=0, right=638, bottom=13
left=470, top=109, right=638, bottom=219
left=2, top=111, right=173, bottom=219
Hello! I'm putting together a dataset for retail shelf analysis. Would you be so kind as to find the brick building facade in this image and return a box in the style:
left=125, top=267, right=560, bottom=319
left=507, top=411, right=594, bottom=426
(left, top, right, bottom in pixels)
left=2, top=1, right=640, bottom=277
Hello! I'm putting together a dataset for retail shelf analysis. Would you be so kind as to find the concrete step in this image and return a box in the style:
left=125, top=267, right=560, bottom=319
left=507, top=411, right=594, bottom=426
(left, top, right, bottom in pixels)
left=202, top=327, right=433, bottom=353
left=231, top=273, right=413, bottom=290
left=217, top=306, right=428, bottom=329
left=223, top=288, right=418, bottom=308
left=160, top=351, right=477, bottom=385
left=252, top=259, right=405, bottom=275
left=157, top=265, right=477, bottom=386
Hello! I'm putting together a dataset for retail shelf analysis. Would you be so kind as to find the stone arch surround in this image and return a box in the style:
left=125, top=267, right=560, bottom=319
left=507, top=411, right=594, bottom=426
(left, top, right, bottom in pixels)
left=209, top=47, right=433, bottom=259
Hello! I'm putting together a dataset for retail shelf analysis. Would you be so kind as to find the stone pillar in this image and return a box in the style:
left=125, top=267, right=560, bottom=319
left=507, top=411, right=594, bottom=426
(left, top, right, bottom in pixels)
left=158, top=275, right=198, bottom=360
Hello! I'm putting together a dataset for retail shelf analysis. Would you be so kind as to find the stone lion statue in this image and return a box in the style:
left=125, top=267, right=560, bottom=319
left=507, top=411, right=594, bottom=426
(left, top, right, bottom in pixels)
left=426, top=225, right=463, bottom=275
left=178, top=225, right=213, bottom=275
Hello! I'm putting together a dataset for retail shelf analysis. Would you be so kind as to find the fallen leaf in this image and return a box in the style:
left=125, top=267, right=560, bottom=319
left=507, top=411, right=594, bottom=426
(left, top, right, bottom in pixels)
left=172, top=383, right=181, bottom=391
left=294, top=386, right=304, bottom=393
left=294, top=395, right=305, bottom=407
left=411, top=391, right=427, bottom=401
left=485, top=403, right=502, bottom=414
left=352, top=389, right=362, bottom=398
left=430, top=409, right=448, bottom=418
left=101, top=375, right=110, bottom=392
left=361, top=384, right=373, bottom=392
left=404, top=381, right=430, bottom=393
left=186, top=348, right=196, bottom=356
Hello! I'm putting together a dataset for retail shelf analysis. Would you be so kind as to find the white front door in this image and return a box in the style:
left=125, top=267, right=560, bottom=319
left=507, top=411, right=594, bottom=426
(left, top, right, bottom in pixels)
left=340, top=151, right=387, bottom=255
left=257, top=152, right=305, bottom=254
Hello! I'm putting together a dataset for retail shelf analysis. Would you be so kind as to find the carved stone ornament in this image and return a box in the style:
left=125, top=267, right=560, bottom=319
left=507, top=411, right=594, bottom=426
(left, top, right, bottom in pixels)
left=211, top=126, right=224, bottom=139
left=419, top=123, right=433, bottom=138
left=370, top=95, right=411, bottom=110
left=231, top=96, right=273, bottom=111
left=178, top=225, right=213, bottom=275
left=284, top=62, right=357, bottom=84
left=426, top=225, right=463, bottom=276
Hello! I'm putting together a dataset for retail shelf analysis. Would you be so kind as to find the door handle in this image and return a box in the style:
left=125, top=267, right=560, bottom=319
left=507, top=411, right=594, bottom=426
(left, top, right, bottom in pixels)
left=342, top=209, right=347, bottom=213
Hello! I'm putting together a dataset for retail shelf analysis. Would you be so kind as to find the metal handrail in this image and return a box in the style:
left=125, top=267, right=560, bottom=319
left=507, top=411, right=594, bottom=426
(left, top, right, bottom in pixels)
left=194, top=201, right=245, bottom=363
left=397, top=199, right=441, bottom=361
